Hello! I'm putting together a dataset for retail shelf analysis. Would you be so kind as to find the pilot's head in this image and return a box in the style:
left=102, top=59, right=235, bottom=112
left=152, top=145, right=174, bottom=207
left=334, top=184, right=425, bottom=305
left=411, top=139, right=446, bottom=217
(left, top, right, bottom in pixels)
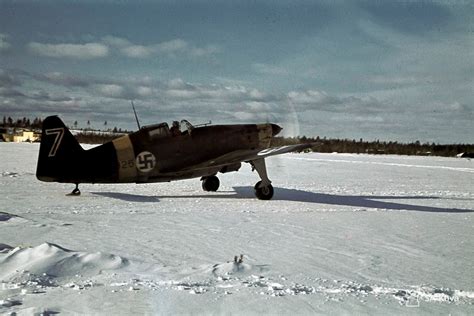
left=172, top=121, right=179, bottom=127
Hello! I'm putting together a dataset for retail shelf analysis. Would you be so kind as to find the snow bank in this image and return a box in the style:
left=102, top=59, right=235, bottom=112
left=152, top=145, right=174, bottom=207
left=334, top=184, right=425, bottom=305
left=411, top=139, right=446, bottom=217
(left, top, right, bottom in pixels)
left=0, top=242, right=129, bottom=281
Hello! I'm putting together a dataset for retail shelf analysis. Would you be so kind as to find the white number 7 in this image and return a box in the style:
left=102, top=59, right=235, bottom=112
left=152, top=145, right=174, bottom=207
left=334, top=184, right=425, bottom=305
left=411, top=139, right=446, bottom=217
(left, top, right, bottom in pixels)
left=45, top=128, right=65, bottom=157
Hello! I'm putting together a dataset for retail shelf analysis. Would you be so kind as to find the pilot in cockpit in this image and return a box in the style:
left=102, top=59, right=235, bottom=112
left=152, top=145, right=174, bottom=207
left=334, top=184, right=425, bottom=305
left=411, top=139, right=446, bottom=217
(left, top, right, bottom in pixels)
left=170, top=121, right=180, bottom=136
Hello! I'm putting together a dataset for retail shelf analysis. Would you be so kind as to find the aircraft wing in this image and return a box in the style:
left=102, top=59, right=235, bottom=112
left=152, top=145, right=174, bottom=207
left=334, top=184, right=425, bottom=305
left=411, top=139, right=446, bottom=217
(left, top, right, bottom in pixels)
left=185, top=143, right=317, bottom=171
left=253, top=143, right=316, bottom=159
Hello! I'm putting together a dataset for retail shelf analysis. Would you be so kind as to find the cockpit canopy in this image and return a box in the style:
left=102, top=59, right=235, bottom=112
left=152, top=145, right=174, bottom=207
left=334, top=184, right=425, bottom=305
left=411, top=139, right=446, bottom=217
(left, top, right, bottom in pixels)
left=143, top=120, right=194, bottom=140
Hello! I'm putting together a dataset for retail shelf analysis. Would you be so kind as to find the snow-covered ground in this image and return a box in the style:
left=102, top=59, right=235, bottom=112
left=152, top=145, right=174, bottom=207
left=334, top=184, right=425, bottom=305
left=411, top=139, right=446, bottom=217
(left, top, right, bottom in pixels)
left=1, top=142, right=473, bottom=315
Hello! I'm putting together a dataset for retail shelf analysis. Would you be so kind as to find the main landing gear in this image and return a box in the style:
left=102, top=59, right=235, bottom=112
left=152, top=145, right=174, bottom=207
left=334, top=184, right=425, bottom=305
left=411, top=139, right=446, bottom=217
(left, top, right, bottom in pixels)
left=201, top=175, right=220, bottom=192
left=250, top=159, right=274, bottom=200
left=67, top=183, right=81, bottom=196
left=201, top=159, right=274, bottom=200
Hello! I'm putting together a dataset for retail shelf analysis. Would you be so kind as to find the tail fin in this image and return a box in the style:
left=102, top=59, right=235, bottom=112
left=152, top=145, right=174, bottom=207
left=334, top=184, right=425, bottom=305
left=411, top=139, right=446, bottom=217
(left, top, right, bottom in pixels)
left=36, top=116, right=84, bottom=182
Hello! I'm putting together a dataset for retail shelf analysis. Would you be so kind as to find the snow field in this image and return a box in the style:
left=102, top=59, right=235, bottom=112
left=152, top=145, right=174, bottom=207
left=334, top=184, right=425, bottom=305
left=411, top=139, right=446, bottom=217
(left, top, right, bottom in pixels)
left=1, top=142, right=473, bottom=314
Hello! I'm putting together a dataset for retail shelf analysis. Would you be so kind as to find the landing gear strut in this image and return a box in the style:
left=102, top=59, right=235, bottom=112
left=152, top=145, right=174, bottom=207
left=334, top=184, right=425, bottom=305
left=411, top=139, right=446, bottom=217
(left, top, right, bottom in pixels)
left=250, top=159, right=274, bottom=200
left=201, top=175, right=220, bottom=192
left=68, top=183, right=81, bottom=196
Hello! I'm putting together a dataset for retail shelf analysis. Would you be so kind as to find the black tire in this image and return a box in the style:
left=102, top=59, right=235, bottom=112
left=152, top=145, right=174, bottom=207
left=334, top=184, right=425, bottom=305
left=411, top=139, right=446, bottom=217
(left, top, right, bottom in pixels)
left=202, top=176, right=220, bottom=192
left=254, top=181, right=274, bottom=200
left=67, top=188, right=81, bottom=196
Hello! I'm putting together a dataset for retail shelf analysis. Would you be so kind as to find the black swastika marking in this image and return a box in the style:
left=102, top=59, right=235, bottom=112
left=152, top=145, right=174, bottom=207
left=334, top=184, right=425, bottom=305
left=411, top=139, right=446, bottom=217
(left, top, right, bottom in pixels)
left=136, top=151, right=156, bottom=172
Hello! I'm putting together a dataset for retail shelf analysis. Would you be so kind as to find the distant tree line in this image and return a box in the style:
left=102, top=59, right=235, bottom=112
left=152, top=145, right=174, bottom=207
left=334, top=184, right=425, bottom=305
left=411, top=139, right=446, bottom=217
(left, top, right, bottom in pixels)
left=272, top=136, right=474, bottom=157
left=2, top=116, right=472, bottom=156
left=2, top=116, right=130, bottom=132
left=74, top=131, right=124, bottom=144
left=2, top=116, right=43, bottom=128
left=1, top=116, right=128, bottom=133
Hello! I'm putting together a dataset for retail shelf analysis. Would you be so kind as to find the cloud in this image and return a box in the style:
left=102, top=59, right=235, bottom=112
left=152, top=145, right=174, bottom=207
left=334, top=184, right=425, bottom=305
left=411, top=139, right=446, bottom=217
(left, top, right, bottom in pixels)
left=101, top=36, right=131, bottom=48
left=287, top=89, right=394, bottom=117
left=189, top=45, right=221, bottom=58
left=28, top=42, right=109, bottom=59
left=252, top=63, right=289, bottom=76
left=120, top=45, right=154, bottom=58
left=154, top=39, right=188, bottom=55
left=357, top=18, right=473, bottom=85
left=1, top=68, right=154, bottom=102
left=136, top=86, right=154, bottom=98
left=93, top=84, right=143, bottom=100
left=448, top=101, right=470, bottom=113
left=29, top=89, right=74, bottom=102
left=94, top=84, right=125, bottom=98
left=167, top=78, right=188, bottom=89
left=25, top=36, right=219, bottom=60
left=38, top=72, right=92, bottom=88
left=152, top=39, right=220, bottom=58
left=102, top=36, right=155, bottom=58
left=101, top=36, right=219, bottom=59
left=92, top=82, right=158, bottom=100
left=232, top=111, right=257, bottom=121
left=0, top=85, right=82, bottom=115
left=369, top=75, right=422, bottom=86
left=0, top=69, right=22, bottom=87
left=0, top=33, right=11, bottom=52
left=0, top=87, right=25, bottom=98
left=360, top=1, right=452, bottom=35
left=164, top=78, right=269, bottom=102
left=288, top=90, right=341, bottom=108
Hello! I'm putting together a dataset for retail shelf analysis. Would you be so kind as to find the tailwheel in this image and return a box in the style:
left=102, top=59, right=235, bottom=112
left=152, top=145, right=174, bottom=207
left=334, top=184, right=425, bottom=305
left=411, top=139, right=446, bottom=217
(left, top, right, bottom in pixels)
left=67, top=183, right=81, bottom=196
left=201, top=175, right=220, bottom=192
left=254, top=181, right=274, bottom=200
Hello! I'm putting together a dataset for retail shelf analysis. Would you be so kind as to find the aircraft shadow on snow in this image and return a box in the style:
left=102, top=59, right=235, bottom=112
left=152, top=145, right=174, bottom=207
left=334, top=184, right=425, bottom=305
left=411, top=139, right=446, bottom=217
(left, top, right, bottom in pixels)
left=92, top=188, right=473, bottom=213
left=92, top=192, right=160, bottom=203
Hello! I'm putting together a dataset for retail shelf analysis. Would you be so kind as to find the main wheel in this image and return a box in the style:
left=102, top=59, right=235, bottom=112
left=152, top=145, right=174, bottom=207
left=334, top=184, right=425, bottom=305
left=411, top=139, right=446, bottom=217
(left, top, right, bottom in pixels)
left=254, top=181, right=274, bottom=200
left=202, top=176, right=220, bottom=192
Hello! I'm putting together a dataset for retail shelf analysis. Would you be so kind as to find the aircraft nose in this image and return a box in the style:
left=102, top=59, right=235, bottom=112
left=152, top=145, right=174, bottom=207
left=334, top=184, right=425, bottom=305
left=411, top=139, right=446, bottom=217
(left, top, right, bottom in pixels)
left=271, top=124, right=282, bottom=136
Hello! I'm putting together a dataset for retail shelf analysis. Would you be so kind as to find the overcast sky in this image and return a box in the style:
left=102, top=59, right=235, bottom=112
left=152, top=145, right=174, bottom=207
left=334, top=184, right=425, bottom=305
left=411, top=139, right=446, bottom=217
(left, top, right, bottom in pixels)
left=0, top=0, right=472, bottom=143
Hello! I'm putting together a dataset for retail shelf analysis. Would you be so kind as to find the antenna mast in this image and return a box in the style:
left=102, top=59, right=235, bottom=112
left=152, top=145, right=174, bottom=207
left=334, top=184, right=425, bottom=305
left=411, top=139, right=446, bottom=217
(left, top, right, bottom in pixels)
left=131, top=100, right=141, bottom=130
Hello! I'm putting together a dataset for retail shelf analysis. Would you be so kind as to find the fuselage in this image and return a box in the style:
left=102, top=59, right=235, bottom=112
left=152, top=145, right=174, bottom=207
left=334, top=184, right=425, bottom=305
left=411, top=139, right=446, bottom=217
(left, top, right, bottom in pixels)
left=110, top=122, right=278, bottom=183
left=36, top=118, right=281, bottom=185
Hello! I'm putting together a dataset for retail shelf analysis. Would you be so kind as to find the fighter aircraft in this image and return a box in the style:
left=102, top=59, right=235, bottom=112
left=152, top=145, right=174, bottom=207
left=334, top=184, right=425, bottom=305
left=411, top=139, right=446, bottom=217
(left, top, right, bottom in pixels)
left=36, top=115, right=313, bottom=200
